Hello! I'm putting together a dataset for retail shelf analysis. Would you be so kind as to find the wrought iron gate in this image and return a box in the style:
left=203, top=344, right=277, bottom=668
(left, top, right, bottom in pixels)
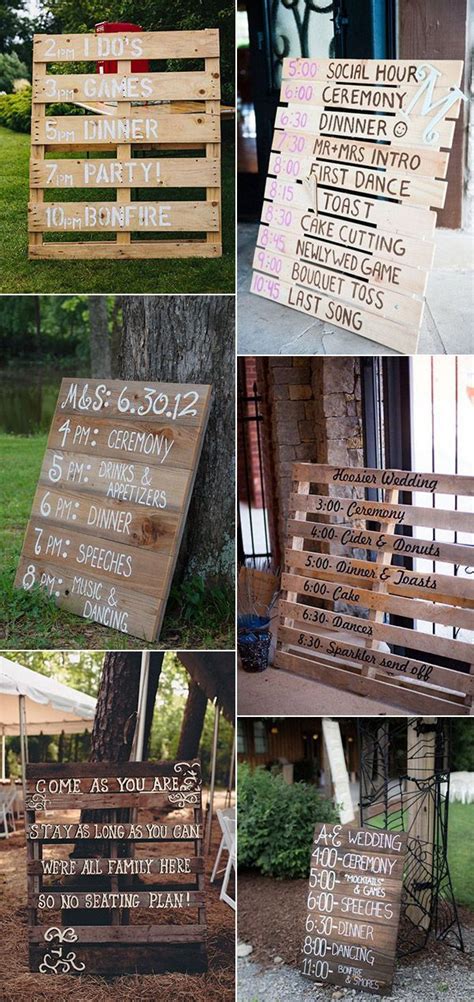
left=359, top=718, right=464, bottom=956
left=237, top=358, right=272, bottom=567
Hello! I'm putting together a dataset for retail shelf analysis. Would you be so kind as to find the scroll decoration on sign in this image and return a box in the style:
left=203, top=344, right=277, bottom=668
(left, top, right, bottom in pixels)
left=276, top=462, right=474, bottom=715
left=251, top=58, right=466, bottom=354
left=14, top=379, right=212, bottom=642
left=39, top=928, right=85, bottom=976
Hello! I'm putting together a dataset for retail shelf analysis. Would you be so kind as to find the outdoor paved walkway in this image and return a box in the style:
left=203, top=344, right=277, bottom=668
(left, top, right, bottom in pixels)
left=238, top=224, right=474, bottom=356
left=238, top=661, right=409, bottom=716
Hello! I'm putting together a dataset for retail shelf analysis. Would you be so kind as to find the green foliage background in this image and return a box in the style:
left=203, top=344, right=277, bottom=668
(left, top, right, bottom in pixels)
left=237, top=763, right=339, bottom=879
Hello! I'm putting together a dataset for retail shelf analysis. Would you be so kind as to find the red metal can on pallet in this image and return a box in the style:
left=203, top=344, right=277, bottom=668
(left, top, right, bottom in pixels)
left=95, top=21, right=150, bottom=73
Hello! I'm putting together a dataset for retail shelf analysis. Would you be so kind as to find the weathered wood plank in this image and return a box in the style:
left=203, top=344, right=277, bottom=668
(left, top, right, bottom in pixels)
left=36, top=448, right=191, bottom=504
left=30, top=486, right=181, bottom=553
left=291, top=463, right=474, bottom=496
left=271, top=130, right=450, bottom=180
left=281, top=572, right=474, bottom=632
left=33, top=71, right=220, bottom=104
left=28, top=857, right=204, bottom=876
left=274, top=649, right=469, bottom=715
left=29, top=941, right=208, bottom=975
left=284, top=548, right=474, bottom=603
left=264, top=177, right=437, bottom=237
left=14, top=556, right=160, bottom=639
left=19, top=522, right=173, bottom=596
left=46, top=412, right=202, bottom=469
left=55, top=378, right=210, bottom=425
left=251, top=274, right=420, bottom=355
left=278, top=623, right=469, bottom=693
left=28, top=201, right=219, bottom=233
left=33, top=112, right=220, bottom=146
left=282, top=58, right=464, bottom=88
left=268, top=152, right=447, bottom=208
left=33, top=890, right=204, bottom=909
left=27, top=821, right=204, bottom=841
left=258, top=212, right=435, bottom=270
left=257, top=228, right=428, bottom=297
left=30, top=157, right=220, bottom=189
left=274, top=106, right=455, bottom=149
left=288, top=493, right=474, bottom=532
left=279, top=79, right=463, bottom=117
left=253, top=247, right=424, bottom=328
left=29, top=240, right=222, bottom=259
left=29, top=924, right=207, bottom=943
left=26, top=760, right=200, bottom=779
left=279, top=600, right=473, bottom=671
left=287, top=518, right=473, bottom=567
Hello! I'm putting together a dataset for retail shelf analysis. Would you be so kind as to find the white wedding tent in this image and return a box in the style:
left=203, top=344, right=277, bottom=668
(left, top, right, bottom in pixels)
left=0, top=654, right=96, bottom=781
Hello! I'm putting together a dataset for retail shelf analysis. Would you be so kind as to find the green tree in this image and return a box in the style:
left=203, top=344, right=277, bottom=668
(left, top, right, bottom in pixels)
left=0, top=0, right=26, bottom=53
left=0, top=1, right=37, bottom=69
left=0, top=51, right=29, bottom=91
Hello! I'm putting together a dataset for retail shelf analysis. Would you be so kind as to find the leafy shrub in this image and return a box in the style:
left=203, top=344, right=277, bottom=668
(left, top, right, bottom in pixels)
left=0, top=87, right=88, bottom=133
left=238, top=763, right=339, bottom=879
left=0, top=86, right=32, bottom=132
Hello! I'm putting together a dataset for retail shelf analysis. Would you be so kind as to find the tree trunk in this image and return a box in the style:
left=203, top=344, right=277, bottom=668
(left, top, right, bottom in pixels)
left=110, top=296, right=123, bottom=377
left=89, top=295, right=112, bottom=378
left=34, top=295, right=41, bottom=356
left=89, top=651, right=163, bottom=762
left=72, top=651, right=163, bottom=870
left=178, top=651, right=235, bottom=723
left=120, top=295, right=235, bottom=586
left=177, top=680, right=208, bottom=760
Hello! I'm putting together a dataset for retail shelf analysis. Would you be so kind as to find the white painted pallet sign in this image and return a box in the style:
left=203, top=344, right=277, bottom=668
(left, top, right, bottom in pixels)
left=29, top=29, right=222, bottom=259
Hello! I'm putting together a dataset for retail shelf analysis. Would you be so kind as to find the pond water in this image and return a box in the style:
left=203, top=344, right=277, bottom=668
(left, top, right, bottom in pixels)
left=0, top=370, right=62, bottom=435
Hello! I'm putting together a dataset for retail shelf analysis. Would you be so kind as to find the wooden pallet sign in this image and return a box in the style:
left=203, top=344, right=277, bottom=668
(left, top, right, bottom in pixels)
left=301, top=822, right=407, bottom=995
left=29, top=29, right=221, bottom=259
left=251, top=59, right=466, bottom=353
left=276, top=463, right=474, bottom=715
left=14, top=378, right=212, bottom=641
left=25, top=760, right=207, bottom=975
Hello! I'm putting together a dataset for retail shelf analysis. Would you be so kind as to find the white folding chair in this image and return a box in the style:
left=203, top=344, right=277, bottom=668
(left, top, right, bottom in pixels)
left=0, top=787, right=17, bottom=839
left=211, top=807, right=235, bottom=910
left=211, top=806, right=235, bottom=882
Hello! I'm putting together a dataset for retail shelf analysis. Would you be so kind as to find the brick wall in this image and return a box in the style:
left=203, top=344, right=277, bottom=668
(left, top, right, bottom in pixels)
left=250, top=357, right=364, bottom=564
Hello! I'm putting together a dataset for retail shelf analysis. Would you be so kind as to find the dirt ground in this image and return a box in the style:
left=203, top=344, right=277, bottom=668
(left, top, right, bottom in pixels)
left=0, top=797, right=235, bottom=1002
left=238, top=871, right=474, bottom=973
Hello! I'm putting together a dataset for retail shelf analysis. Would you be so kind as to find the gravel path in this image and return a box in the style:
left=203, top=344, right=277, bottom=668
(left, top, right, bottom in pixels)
left=238, top=925, right=474, bottom=1001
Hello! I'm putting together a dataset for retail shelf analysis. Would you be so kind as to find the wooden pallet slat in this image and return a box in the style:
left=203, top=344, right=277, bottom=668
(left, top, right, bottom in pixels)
left=28, top=29, right=222, bottom=259
left=277, top=463, right=474, bottom=715
left=251, top=57, right=465, bottom=353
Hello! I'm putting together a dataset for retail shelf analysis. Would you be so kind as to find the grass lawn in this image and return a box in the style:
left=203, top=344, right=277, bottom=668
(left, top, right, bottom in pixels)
left=0, top=433, right=234, bottom=650
left=0, top=124, right=235, bottom=294
left=447, top=801, right=474, bottom=911
left=364, top=801, right=474, bottom=913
